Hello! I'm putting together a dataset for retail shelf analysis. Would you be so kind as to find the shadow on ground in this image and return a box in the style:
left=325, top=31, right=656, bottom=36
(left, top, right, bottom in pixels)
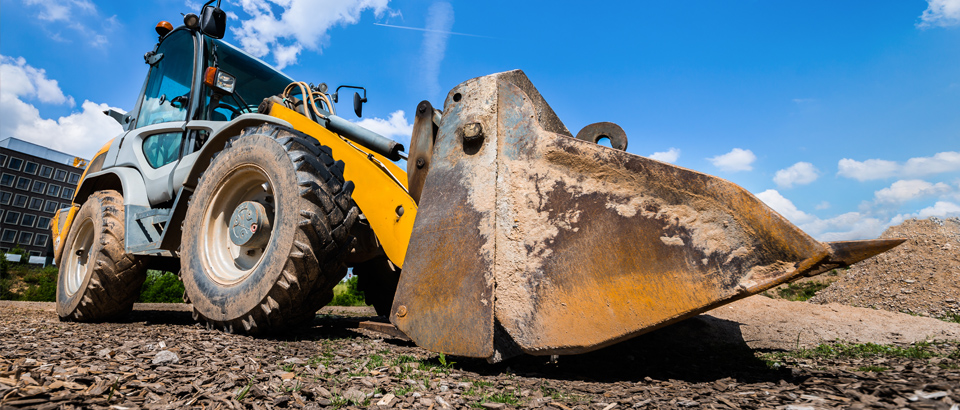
left=451, top=315, right=794, bottom=384
left=121, top=304, right=793, bottom=384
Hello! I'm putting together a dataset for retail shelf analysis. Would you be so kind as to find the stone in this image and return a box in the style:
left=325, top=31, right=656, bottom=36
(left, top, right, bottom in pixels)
left=152, top=350, right=179, bottom=365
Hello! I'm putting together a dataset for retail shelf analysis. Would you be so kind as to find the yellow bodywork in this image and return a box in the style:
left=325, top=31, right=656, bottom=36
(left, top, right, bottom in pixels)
left=51, top=139, right=114, bottom=263
left=50, top=110, right=416, bottom=268
left=267, top=103, right=417, bottom=268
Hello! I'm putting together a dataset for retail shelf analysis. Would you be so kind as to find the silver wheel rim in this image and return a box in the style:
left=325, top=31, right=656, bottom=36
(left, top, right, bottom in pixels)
left=200, top=165, right=275, bottom=285
left=64, top=217, right=95, bottom=296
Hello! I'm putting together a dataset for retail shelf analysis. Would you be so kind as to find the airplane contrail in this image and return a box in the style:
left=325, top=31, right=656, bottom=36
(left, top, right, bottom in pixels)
left=373, top=23, right=493, bottom=38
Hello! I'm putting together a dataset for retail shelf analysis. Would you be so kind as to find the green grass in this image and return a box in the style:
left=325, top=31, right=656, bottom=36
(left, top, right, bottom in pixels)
left=760, top=341, right=942, bottom=369
left=366, top=354, right=384, bottom=369
left=138, top=270, right=185, bottom=303
left=235, top=378, right=254, bottom=401
left=470, top=390, right=520, bottom=408
left=776, top=281, right=830, bottom=301
left=329, top=275, right=367, bottom=306
left=392, top=385, right=414, bottom=397
left=0, top=263, right=57, bottom=301
left=1, top=263, right=187, bottom=304
left=938, top=313, right=960, bottom=324
left=390, top=355, right=419, bottom=367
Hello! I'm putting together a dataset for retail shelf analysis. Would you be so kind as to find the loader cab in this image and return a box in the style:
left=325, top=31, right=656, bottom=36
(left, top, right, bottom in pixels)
left=118, top=24, right=293, bottom=207
left=200, top=38, right=294, bottom=123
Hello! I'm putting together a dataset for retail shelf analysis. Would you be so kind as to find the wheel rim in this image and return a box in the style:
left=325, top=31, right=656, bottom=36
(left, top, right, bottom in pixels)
left=201, top=164, right=276, bottom=285
left=64, top=217, right=95, bottom=296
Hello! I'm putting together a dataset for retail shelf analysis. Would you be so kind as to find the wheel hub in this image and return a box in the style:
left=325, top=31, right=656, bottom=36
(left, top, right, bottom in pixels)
left=229, top=201, right=271, bottom=248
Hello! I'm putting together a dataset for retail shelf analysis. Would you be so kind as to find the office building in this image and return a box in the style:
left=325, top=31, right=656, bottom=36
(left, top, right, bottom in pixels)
left=0, top=138, right=88, bottom=259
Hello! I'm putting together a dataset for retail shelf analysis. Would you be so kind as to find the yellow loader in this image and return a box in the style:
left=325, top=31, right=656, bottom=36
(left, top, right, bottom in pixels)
left=51, top=4, right=901, bottom=362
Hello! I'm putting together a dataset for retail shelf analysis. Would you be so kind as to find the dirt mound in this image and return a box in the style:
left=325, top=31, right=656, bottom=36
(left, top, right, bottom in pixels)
left=810, top=216, right=960, bottom=318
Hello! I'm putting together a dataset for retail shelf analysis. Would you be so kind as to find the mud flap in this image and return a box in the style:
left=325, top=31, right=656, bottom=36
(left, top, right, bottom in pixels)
left=391, top=70, right=903, bottom=362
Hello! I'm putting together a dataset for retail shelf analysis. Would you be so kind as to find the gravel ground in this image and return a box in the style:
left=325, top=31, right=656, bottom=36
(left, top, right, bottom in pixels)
left=2, top=299, right=958, bottom=409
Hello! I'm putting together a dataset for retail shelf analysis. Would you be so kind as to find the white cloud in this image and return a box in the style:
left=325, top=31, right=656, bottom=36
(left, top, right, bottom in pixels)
left=708, top=148, right=756, bottom=172
left=231, top=0, right=391, bottom=69
left=838, top=152, right=960, bottom=181
left=902, top=151, right=960, bottom=175
left=756, top=189, right=889, bottom=241
left=815, top=201, right=830, bottom=210
left=890, top=201, right=960, bottom=225
left=773, top=161, right=819, bottom=188
left=24, top=0, right=95, bottom=21
left=914, top=201, right=960, bottom=218
left=0, top=56, right=74, bottom=106
left=918, top=0, right=960, bottom=27
left=353, top=110, right=413, bottom=147
left=755, top=189, right=816, bottom=225
left=0, top=55, right=122, bottom=159
left=837, top=158, right=899, bottom=181
left=810, top=213, right=888, bottom=242
left=649, top=148, right=680, bottom=163
left=873, top=179, right=952, bottom=203
left=23, top=0, right=112, bottom=47
left=419, top=2, right=454, bottom=97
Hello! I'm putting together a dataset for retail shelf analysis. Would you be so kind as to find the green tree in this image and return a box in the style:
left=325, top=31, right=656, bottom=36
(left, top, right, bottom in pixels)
left=138, top=271, right=186, bottom=303
left=330, top=275, right=367, bottom=306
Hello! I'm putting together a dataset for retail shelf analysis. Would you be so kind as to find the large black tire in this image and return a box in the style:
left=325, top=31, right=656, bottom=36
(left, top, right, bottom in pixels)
left=56, top=190, right=147, bottom=321
left=354, top=256, right=401, bottom=317
left=180, top=124, right=359, bottom=333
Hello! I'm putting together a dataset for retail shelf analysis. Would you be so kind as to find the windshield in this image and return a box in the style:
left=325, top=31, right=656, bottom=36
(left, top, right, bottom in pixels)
left=204, top=38, right=294, bottom=120
left=138, top=30, right=195, bottom=127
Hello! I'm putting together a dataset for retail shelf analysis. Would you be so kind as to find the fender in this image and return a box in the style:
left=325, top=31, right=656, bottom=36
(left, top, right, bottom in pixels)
left=181, top=113, right=293, bottom=190
left=74, top=167, right=150, bottom=207
left=150, top=114, right=293, bottom=253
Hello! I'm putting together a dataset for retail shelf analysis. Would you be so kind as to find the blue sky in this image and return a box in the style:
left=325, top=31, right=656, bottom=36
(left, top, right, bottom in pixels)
left=1, top=0, right=958, bottom=241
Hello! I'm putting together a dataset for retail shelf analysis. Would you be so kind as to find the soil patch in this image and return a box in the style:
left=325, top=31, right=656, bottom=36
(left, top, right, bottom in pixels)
left=811, top=217, right=960, bottom=319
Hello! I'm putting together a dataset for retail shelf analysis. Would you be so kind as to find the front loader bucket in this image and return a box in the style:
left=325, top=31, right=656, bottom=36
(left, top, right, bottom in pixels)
left=391, top=70, right=902, bottom=362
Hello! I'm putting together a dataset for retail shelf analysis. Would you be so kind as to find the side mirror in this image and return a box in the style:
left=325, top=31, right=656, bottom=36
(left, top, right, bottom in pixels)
left=103, top=109, right=125, bottom=125
left=200, top=5, right=226, bottom=39
left=353, top=92, right=367, bottom=118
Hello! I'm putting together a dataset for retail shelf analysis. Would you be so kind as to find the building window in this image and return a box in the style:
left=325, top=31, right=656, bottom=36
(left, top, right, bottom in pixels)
left=0, top=174, right=13, bottom=187
left=47, top=184, right=61, bottom=197
left=3, top=211, right=20, bottom=225
left=36, top=216, right=51, bottom=230
left=15, top=177, right=31, bottom=191
left=18, top=232, right=33, bottom=246
left=0, top=154, right=6, bottom=167
left=28, top=197, right=43, bottom=210
left=40, top=165, right=53, bottom=179
left=7, top=157, right=23, bottom=171
left=13, top=194, right=27, bottom=208
left=61, top=202, right=72, bottom=210
left=54, top=169, right=68, bottom=182
left=24, top=161, right=39, bottom=175
left=69, top=172, right=81, bottom=184
left=61, top=187, right=75, bottom=200
left=20, top=214, right=36, bottom=227
left=29, top=251, right=41, bottom=257
left=44, top=200, right=60, bottom=213
left=1, top=229, right=17, bottom=243
left=31, top=180, right=46, bottom=194
left=0, top=191, right=11, bottom=205
left=34, top=234, right=49, bottom=247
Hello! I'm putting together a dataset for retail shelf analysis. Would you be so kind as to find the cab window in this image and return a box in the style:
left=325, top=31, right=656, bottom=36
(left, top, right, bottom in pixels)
left=137, top=30, right=195, bottom=127
left=142, top=132, right=183, bottom=168
left=203, top=38, right=294, bottom=121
